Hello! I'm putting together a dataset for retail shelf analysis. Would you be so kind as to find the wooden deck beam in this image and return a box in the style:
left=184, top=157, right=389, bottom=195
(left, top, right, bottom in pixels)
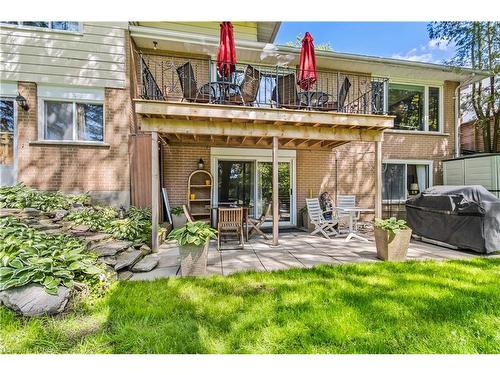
left=140, top=118, right=385, bottom=143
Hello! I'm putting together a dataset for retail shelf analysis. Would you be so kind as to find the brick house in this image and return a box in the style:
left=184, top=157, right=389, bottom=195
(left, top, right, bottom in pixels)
left=0, top=21, right=489, bottom=249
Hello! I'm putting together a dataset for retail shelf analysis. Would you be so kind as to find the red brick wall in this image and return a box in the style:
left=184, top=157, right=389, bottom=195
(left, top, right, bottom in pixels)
left=16, top=82, right=131, bottom=203
left=461, top=119, right=499, bottom=153
left=162, top=144, right=210, bottom=208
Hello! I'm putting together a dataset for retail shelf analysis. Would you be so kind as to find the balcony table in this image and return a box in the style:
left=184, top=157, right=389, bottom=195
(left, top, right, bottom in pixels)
left=208, top=81, right=242, bottom=104
left=336, top=207, right=374, bottom=242
left=298, top=91, right=330, bottom=109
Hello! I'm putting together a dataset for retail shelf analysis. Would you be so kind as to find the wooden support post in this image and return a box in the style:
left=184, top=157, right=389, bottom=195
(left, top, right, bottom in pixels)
left=272, top=136, right=279, bottom=246
left=375, top=140, right=382, bottom=219
left=151, top=131, right=159, bottom=253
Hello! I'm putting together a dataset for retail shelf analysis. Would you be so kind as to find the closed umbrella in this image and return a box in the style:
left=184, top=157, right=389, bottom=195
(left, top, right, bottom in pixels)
left=217, top=21, right=236, bottom=79
left=297, top=32, right=317, bottom=91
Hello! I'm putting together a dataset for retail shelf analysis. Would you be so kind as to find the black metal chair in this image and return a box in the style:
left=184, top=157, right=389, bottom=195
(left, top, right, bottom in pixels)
left=176, top=61, right=217, bottom=103
left=271, top=73, right=303, bottom=109
left=315, top=77, right=351, bottom=112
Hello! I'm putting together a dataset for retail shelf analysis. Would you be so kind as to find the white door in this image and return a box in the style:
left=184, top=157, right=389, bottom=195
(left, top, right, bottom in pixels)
left=0, top=98, right=16, bottom=186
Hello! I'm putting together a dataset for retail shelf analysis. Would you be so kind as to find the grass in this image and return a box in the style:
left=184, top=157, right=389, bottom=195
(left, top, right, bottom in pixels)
left=1, top=258, right=499, bottom=354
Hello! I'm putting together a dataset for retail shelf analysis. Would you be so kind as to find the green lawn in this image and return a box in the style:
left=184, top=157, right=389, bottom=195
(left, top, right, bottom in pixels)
left=1, top=258, right=499, bottom=354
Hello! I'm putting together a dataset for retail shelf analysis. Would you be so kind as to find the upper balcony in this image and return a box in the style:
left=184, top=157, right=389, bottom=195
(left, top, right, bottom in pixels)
left=133, top=51, right=394, bottom=149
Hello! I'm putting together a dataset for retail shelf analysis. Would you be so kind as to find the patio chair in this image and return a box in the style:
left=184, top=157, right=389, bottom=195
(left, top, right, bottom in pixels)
left=248, top=202, right=272, bottom=240
left=305, top=198, right=339, bottom=239
left=315, top=77, right=351, bottom=112
left=271, top=73, right=303, bottom=109
left=336, top=195, right=360, bottom=229
left=176, top=61, right=216, bottom=103
left=224, top=65, right=262, bottom=106
left=217, top=207, right=244, bottom=250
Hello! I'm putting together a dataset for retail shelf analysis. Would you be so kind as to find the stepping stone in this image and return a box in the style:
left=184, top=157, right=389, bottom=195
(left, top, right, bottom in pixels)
left=77, top=232, right=113, bottom=248
left=70, top=224, right=90, bottom=233
left=129, top=266, right=179, bottom=281
left=31, top=222, right=63, bottom=231
left=114, top=248, right=143, bottom=271
left=118, top=271, right=133, bottom=281
left=91, top=240, right=133, bottom=257
left=21, top=208, right=42, bottom=217
left=131, top=254, right=159, bottom=272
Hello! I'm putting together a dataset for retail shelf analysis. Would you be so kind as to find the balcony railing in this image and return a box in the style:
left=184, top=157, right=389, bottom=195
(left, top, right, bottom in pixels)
left=137, top=52, right=388, bottom=115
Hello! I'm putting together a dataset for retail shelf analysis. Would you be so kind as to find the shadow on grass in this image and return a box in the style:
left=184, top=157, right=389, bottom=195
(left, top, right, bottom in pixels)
left=1, top=258, right=498, bottom=353
left=101, top=258, right=500, bottom=354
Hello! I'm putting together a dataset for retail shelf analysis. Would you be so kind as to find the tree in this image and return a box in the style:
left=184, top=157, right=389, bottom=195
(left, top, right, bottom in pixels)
left=427, top=22, right=500, bottom=153
left=284, top=34, right=333, bottom=51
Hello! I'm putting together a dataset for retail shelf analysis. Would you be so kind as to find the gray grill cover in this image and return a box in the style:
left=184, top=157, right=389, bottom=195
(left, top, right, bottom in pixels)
left=406, top=185, right=500, bottom=254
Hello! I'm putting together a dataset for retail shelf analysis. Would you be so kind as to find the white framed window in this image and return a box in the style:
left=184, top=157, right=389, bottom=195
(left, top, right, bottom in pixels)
left=382, top=160, right=433, bottom=202
left=387, top=82, right=443, bottom=132
left=0, top=21, right=81, bottom=32
left=38, top=86, right=105, bottom=143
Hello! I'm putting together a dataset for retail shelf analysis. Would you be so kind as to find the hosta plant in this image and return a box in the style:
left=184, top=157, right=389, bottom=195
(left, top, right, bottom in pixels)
left=65, top=206, right=117, bottom=232
left=0, top=183, right=90, bottom=212
left=0, top=217, right=107, bottom=295
left=375, top=217, right=409, bottom=235
left=167, top=221, right=217, bottom=247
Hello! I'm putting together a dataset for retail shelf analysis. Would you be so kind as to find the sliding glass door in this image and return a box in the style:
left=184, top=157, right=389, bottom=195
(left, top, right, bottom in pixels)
left=214, top=149, right=295, bottom=226
left=256, top=162, right=292, bottom=224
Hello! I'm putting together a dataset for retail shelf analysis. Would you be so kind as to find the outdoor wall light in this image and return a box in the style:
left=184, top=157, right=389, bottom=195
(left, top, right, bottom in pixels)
left=197, top=158, right=205, bottom=169
left=409, top=183, right=420, bottom=195
left=15, top=93, right=29, bottom=111
left=153, top=41, right=158, bottom=50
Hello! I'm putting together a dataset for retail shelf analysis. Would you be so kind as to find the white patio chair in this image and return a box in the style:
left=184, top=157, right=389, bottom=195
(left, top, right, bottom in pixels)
left=336, top=194, right=360, bottom=226
left=305, top=198, right=339, bottom=239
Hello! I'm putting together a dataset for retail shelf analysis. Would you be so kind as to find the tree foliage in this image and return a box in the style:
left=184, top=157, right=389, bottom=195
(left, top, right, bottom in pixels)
left=428, top=22, right=500, bottom=152
left=285, top=34, right=333, bottom=51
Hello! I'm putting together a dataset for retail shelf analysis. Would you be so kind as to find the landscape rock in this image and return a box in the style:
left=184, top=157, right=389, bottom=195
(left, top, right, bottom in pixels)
left=91, top=240, right=134, bottom=257
left=76, top=232, right=113, bottom=248
left=114, top=248, right=143, bottom=271
left=99, top=256, right=117, bottom=266
left=0, top=284, right=71, bottom=317
left=53, top=209, right=69, bottom=221
left=70, top=224, right=90, bottom=233
left=139, top=244, right=152, bottom=256
left=118, top=271, right=133, bottom=281
left=0, top=208, right=21, bottom=217
left=21, top=208, right=42, bottom=217
left=131, top=254, right=159, bottom=272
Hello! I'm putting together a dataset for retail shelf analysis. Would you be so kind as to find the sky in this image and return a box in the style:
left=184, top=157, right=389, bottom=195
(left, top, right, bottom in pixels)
left=275, top=22, right=455, bottom=64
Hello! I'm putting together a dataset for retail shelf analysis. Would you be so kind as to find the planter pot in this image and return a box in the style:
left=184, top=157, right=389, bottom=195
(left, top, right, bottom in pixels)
left=172, top=214, right=187, bottom=229
left=374, top=227, right=412, bottom=261
left=301, top=211, right=314, bottom=232
left=179, top=242, right=209, bottom=276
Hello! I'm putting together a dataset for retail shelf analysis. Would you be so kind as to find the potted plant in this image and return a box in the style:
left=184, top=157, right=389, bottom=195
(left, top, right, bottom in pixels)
left=167, top=221, right=217, bottom=276
left=171, top=206, right=187, bottom=228
left=374, top=217, right=412, bottom=261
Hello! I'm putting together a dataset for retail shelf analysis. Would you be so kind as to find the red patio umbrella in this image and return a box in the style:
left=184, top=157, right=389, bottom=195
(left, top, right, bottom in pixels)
left=297, top=32, right=317, bottom=91
left=216, top=22, right=237, bottom=79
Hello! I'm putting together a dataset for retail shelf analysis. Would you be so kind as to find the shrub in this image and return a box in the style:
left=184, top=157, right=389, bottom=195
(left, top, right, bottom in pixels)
left=0, top=217, right=108, bottom=295
left=0, top=184, right=90, bottom=212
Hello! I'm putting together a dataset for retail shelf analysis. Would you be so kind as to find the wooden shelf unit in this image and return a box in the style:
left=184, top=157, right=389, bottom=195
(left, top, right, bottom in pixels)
left=187, top=169, right=213, bottom=223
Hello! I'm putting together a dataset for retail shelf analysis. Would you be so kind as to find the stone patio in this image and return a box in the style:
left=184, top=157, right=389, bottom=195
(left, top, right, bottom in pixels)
left=128, top=231, right=491, bottom=280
